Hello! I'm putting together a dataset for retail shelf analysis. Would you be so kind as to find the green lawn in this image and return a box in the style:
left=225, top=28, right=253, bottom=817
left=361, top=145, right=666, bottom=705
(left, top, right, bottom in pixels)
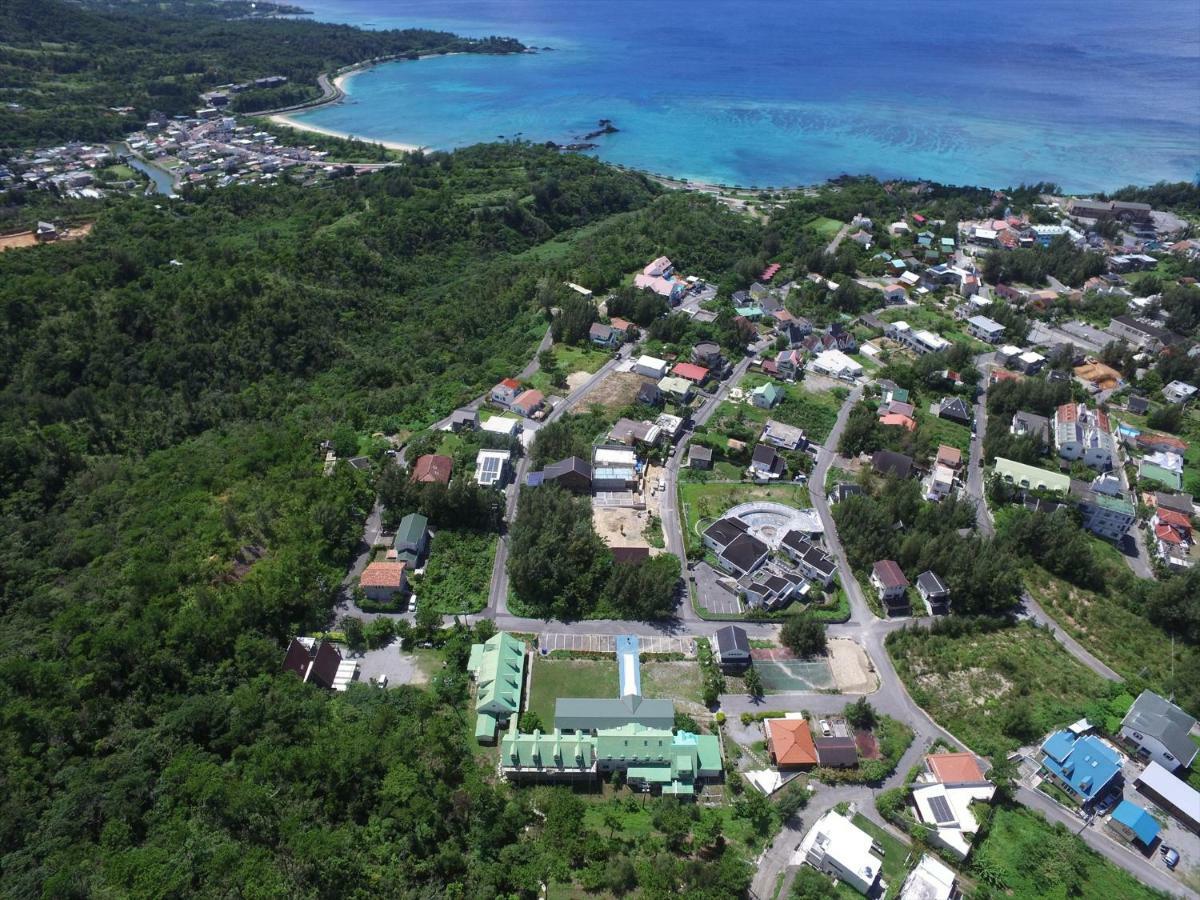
left=527, top=658, right=618, bottom=725
left=714, top=375, right=841, bottom=444
left=877, top=305, right=989, bottom=353
left=915, top=408, right=971, bottom=456
left=525, top=342, right=611, bottom=394
left=887, top=621, right=1113, bottom=758
left=806, top=216, right=845, bottom=240
left=679, top=481, right=812, bottom=554
left=640, top=661, right=705, bottom=706
left=851, top=814, right=912, bottom=898
left=410, top=529, right=497, bottom=614
left=972, top=806, right=1163, bottom=899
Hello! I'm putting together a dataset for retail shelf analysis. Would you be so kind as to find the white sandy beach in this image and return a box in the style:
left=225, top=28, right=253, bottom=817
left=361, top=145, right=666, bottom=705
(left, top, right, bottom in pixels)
left=268, top=113, right=424, bottom=153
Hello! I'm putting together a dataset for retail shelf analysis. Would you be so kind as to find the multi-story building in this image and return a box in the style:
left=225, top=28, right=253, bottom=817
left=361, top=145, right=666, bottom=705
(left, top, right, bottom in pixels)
left=1054, top=403, right=1116, bottom=470
left=1069, top=481, right=1136, bottom=540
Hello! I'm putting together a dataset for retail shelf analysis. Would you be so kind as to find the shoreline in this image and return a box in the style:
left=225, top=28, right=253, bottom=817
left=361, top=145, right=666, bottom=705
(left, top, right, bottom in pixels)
left=267, top=113, right=425, bottom=153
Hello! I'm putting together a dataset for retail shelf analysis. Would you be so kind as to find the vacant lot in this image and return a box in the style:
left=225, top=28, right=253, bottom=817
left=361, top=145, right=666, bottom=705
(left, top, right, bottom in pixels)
left=972, top=806, right=1162, bottom=899
left=888, top=622, right=1112, bottom=757
left=1025, top=564, right=1198, bottom=708
left=806, top=216, right=844, bottom=240
left=718, top=375, right=842, bottom=444
left=411, top=529, right=497, bottom=614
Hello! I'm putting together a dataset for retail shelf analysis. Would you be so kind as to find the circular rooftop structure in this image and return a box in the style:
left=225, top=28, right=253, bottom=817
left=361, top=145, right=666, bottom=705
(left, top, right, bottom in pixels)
left=725, top=501, right=823, bottom=549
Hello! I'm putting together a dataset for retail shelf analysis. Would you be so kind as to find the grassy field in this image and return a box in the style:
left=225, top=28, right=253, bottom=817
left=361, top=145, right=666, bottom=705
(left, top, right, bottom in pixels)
left=410, top=529, right=497, bottom=614
left=526, top=342, right=611, bottom=394
left=714, top=375, right=842, bottom=444
left=915, top=408, right=971, bottom=455
left=972, top=806, right=1164, bottom=899
left=679, top=481, right=812, bottom=554
left=887, top=622, right=1112, bottom=757
left=526, top=657, right=705, bottom=723
left=851, top=814, right=913, bottom=898
left=1024, top=564, right=1198, bottom=704
left=527, top=658, right=619, bottom=725
left=806, top=216, right=845, bottom=240
left=878, top=305, right=989, bottom=353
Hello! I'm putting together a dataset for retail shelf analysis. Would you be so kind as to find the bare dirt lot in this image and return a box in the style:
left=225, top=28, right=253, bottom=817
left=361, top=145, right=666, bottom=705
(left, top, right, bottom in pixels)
left=585, top=371, right=645, bottom=412
left=0, top=223, right=93, bottom=253
left=566, top=371, right=592, bottom=391
left=827, top=638, right=878, bottom=694
left=594, top=506, right=654, bottom=549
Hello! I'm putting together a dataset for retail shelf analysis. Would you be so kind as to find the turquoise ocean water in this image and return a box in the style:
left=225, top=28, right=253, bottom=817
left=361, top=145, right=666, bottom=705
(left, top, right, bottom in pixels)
left=293, top=0, right=1200, bottom=192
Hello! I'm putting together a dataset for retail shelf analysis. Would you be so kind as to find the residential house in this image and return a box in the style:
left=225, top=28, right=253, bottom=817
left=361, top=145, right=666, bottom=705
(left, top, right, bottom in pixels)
left=1127, top=395, right=1150, bottom=415
left=1106, top=800, right=1161, bottom=849
left=655, top=412, right=685, bottom=442
left=637, top=381, right=663, bottom=407
left=1120, top=690, right=1199, bottom=771
left=916, top=571, right=950, bottom=614
left=673, top=362, right=710, bottom=385
left=1154, top=492, right=1194, bottom=516
left=1038, top=730, right=1123, bottom=807
left=937, top=397, right=972, bottom=426
left=799, top=812, right=884, bottom=897
left=688, top=444, right=713, bottom=469
left=511, top=389, right=545, bottom=419
left=468, top=632, right=527, bottom=743
left=880, top=412, right=917, bottom=432
left=1151, top=506, right=1194, bottom=568
left=966, top=315, right=1006, bottom=344
left=481, top=415, right=520, bottom=437
left=635, top=355, right=670, bottom=379
left=609, top=417, right=661, bottom=446
left=872, top=449, right=914, bottom=479
left=900, top=856, right=957, bottom=900
left=808, top=349, right=863, bottom=381
left=634, top=256, right=687, bottom=302
left=475, top=449, right=512, bottom=487
left=491, top=377, right=521, bottom=406
left=1069, top=481, right=1135, bottom=540
left=713, top=625, right=751, bottom=670
left=834, top=483, right=863, bottom=503
left=750, top=382, right=782, bottom=409
left=887, top=320, right=952, bottom=355
left=993, top=457, right=1070, bottom=493
left=761, top=419, right=807, bottom=451
left=283, top=638, right=345, bottom=691
left=717, top=532, right=770, bottom=577
left=542, top=456, right=592, bottom=493
left=1010, top=411, right=1051, bottom=445
left=871, top=560, right=910, bottom=613
left=693, top=341, right=722, bottom=367
left=592, top=446, right=639, bottom=491
left=1134, top=431, right=1188, bottom=455
left=589, top=322, right=619, bottom=348
left=781, top=531, right=837, bottom=587
left=749, top=444, right=785, bottom=480
left=609, top=317, right=632, bottom=339
left=936, top=444, right=962, bottom=471
left=776, top=348, right=804, bottom=380
left=657, top=375, right=693, bottom=403
left=765, top=717, right=818, bottom=768
left=1107, top=315, right=1177, bottom=352
left=1054, top=403, right=1115, bottom=470
left=911, top=751, right=995, bottom=859
left=359, top=560, right=409, bottom=602
left=883, top=283, right=907, bottom=304
left=393, top=512, right=429, bottom=565
left=411, top=453, right=453, bottom=485
left=449, top=408, right=479, bottom=431
left=744, top=570, right=806, bottom=610
left=1164, top=381, right=1198, bottom=404
left=1134, top=762, right=1200, bottom=832
left=1140, top=459, right=1182, bottom=491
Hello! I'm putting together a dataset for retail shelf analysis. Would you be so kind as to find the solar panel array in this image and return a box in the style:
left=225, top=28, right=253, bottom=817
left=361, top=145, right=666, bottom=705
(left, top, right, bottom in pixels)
left=927, top=795, right=955, bottom=824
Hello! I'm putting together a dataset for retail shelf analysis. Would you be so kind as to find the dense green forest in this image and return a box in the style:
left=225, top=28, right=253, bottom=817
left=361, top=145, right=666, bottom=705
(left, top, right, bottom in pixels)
left=0, top=0, right=524, bottom=147
left=0, top=139, right=776, bottom=893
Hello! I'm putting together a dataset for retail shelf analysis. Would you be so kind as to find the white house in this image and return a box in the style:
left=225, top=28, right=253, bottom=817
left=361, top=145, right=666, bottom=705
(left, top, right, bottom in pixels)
left=1164, top=381, right=1197, bottom=404
left=634, top=355, right=669, bottom=379
left=799, top=811, right=884, bottom=896
left=911, top=752, right=995, bottom=859
left=900, top=855, right=957, bottom=900
left=808, top=349, right=862, bottom=381
left=1120, top=690, right=1199, bottom=771
left=966, top=315, right=1005, bottom=344
left=1053, top=403, right=1115, bottom=470
left=474, top=449, right=511, bottom=487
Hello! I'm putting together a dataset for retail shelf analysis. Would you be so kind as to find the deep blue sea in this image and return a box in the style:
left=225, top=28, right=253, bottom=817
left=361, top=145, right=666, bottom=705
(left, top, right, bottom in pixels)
left=293, top=0, right=1200, bottom=192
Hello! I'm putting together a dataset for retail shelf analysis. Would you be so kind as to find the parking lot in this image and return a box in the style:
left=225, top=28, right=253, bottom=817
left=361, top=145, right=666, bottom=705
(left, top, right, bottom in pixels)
left=537, top=632, right=695, bottom=657
left=691, top=561, right=743, bottom=615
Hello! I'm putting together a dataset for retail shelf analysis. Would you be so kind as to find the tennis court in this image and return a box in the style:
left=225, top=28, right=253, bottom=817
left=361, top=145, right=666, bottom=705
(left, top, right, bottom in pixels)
left=753, top=658, right=835, bottom=692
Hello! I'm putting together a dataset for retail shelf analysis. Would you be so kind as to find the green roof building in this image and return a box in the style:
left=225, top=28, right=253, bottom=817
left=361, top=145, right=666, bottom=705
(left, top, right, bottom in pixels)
left=993, top=457, right=1069, bottom=494
left=750, top=382, right=782, bottom=409
left=468, top=632, right=527, bottom=743
left=393, top=512, right=429, bottom=565
left=1139, top=460, right=1183, bottom=491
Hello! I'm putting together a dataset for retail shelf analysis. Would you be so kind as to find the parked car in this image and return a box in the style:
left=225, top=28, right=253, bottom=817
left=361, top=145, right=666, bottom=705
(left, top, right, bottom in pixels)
left=1094, top=794, right=1117, bottom=816
left=1161, top=846, right=1180, bottom=869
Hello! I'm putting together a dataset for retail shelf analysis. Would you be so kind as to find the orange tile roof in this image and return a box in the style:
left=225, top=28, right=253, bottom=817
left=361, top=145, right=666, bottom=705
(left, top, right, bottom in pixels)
left=360, top=561, right=407, bottom=588
left=673, top=362, right=710, bottom=382
left=412, top=454, right=452, bottom=484
left=499, top=377, right=520, bottom=389
left=513, top=389, right=544, bottom=411
left=610, top=317, right=631, bottom=331
left=926, top=751, right=986, bottom=784
left=1156, top=507, right=1192, bottom=529
left=879, top=413, right=917, bottom=431
left=766, top=718, right=818, bottom=767
left=936, top=445, right=962, bottom=468
left=1155, top=523, right=1186, bottom=545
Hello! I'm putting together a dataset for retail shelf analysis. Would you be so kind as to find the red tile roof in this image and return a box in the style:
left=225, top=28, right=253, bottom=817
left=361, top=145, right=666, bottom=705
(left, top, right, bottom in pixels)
left=926, top=751, right=986, bottom=784
left=412, top=453, right=453, bottom=485
left=1057, top=402, right=1079, bottom=423
left=360, top=561, right=407, bottom=588
left=872, top=560, right=908, bottom=589
left=499, top=377, right=520, bottom=390
left=936, top=445, right=962, bottom=468
left=1156, top=508, right=1192, bottom=529
left=1155, top=523, right=1186, bottom=545
left=879, top=413, right=917, bottom=431
left=513, top=389, right=544, bottom=411
left=672, top=362, right=710, bottom=383
left=766, top=718, right=818, bottom=767
left=609, top=317, right=631, bottom=332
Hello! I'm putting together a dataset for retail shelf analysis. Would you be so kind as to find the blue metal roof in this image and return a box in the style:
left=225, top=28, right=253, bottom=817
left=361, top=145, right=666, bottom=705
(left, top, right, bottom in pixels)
left=1111, top=800, right=1160, bottom=845
left=1039, top=731, right=1122, bottom=802
left=525, top=471, right=544, bottom=487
